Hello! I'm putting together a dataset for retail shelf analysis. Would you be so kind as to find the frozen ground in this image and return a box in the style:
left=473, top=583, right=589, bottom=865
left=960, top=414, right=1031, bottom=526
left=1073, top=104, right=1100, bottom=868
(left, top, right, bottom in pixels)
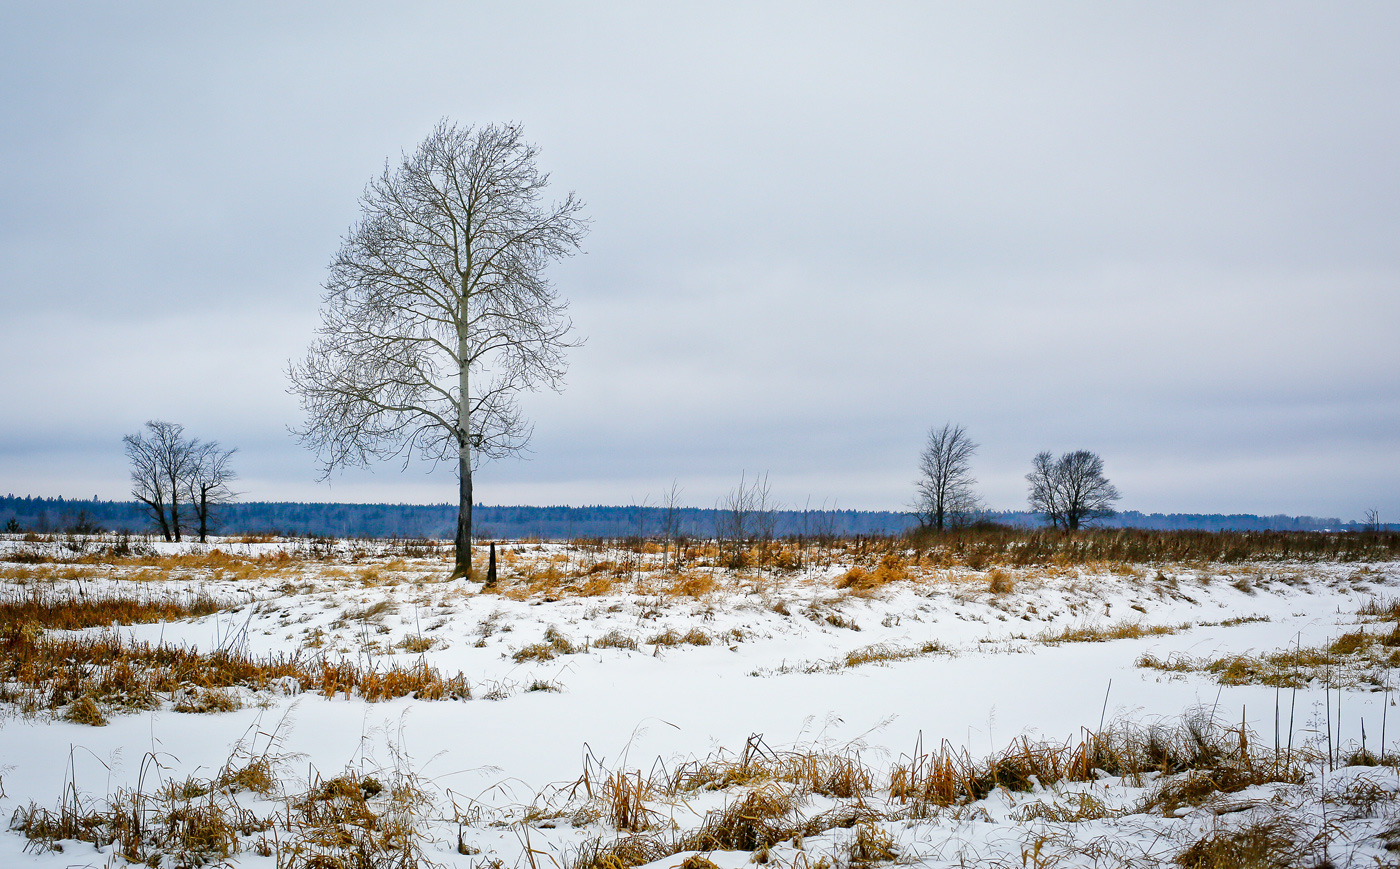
left=2, top=536, right=1399, bottom=867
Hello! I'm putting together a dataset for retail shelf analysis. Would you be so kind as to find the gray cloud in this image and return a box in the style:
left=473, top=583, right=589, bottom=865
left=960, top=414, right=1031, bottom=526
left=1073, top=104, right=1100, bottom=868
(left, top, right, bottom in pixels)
left=1, top=2, right=1396, bottom=520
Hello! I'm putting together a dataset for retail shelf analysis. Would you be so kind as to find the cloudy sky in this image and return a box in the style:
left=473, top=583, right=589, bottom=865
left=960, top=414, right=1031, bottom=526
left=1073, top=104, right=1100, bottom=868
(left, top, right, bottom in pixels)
left=1, top=2, right=1396, bottom=519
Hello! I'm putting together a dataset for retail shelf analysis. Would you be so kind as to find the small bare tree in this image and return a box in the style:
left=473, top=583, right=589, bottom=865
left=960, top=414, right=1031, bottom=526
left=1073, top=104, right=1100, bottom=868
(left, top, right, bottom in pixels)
left=187, top=441, right=238, bottom=543
left=913, top=423, right=980, bottom=531
left=660, top=479, right=684, bottom=571
left=288, top=121, right=586, bottom=579
left=1364, top=508, right=1382, bottom=532
left=1026, top=450, right=1120, bottom=530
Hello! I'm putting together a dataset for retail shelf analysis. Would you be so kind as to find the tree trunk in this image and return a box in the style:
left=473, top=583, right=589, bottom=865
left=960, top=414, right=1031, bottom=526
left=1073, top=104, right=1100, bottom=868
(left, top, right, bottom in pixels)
left=454, top=447, right=473, bottom=579
left=197, top=487, right=209, bottom=542
left=169, top=480, right=182, bottom=542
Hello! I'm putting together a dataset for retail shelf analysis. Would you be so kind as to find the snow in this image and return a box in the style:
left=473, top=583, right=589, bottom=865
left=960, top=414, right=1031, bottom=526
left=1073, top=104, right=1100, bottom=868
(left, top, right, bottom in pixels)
left=1, top=538, right=1398, bottom=866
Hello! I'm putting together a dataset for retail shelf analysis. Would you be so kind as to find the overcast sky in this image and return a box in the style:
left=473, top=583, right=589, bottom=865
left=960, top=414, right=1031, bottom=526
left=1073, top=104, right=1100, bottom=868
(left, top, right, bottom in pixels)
left=1, top=2, right=1396, bottom=519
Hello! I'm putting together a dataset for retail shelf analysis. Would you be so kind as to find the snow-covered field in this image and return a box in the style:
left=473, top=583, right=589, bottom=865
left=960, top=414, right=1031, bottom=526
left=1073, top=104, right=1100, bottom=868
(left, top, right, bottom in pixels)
left=3, top=535, right=1399, bottom=867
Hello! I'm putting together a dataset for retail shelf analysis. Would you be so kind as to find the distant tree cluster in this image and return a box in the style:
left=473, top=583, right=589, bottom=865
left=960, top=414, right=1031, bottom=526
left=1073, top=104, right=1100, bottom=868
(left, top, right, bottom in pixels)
left=122, top=421, right=237, bottom=542
left=1025, top=450, right=1121, bottom=530
left=913, top=423, right=1121, bottom=531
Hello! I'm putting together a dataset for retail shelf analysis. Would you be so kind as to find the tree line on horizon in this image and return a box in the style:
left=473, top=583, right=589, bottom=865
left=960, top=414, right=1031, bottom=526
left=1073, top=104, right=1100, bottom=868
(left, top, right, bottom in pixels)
left=0, top=495, right=1387, bottom=540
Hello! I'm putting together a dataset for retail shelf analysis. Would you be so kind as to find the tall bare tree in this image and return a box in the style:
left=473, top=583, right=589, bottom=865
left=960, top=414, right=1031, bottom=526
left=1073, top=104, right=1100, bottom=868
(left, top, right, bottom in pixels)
left=187, top=441, right=238, bottom=542
left=914, top=423, right=980, bottom=531
left=288, top=121, right=586, bottom=579
left=1026, top=449, right=1120, bottom=530
left=123, top=420, right=193, bottom=541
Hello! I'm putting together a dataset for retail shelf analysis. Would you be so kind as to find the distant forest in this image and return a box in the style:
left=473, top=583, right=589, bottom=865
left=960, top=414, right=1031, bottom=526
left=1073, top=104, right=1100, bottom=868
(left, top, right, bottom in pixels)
left=1, top=495, right=1390, bottom=539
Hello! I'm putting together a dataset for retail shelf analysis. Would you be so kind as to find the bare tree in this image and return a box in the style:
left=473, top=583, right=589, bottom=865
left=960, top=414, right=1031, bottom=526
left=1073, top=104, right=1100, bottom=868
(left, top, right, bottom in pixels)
left=187, top=441, right=238, bottom=543
left=660, top=479, right=684, bottom=571
left=913, top=423, right=980, bottom=531
left=715, top=472, right=755, bottom=569
left=288, top=121, right=586, bottom=579
left=1026, top=450, right=1120, bottom=530
left=124, top=421, right=238, bottom=542
left=123, top=420, right=193, bottom=541
left=714, top=472, right=776, bottom=572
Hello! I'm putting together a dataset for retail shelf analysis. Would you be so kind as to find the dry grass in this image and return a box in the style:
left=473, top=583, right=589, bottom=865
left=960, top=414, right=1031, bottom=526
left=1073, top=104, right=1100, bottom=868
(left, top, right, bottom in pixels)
left=907, top=526, right=1400, bottom=566
left=0, top=610, right=472, bottom=722
left=845, top=821, right=898, bottom=868
left=647, top=628, right=713, bottom=648
left=0, top=586, right=225, bottom=630
left=513, top=626, right=581, bottom=662
left=594, top=630, right=640, bottom=651
left=13, top=735, right=434, bottom=869
left=843, top=641, right=945, bottom=668
left=1174, top=818, right=1309, bottom=869
left=667, top=736, right=873, bottom=800
left=986, top=568, right=1014, bottom=595
left=891, top=713, right=1303, bottom=814
left=1137, top=603, right=1400, bottom=689
left=1039, top=620, right=1187, bottom=644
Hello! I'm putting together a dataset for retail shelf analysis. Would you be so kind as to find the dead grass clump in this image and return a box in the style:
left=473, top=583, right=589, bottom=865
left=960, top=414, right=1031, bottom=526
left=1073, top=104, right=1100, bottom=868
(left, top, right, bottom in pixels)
left=647, top=628, right=714, bottom=648
left=832, top=564, right=889, bottom=594
left=987, top=568, right=1014, bottom=595
left=513, top=626, right=580, bottom=662
left=571, top=833, right=673, bottom=869
left=172, top=686, right=241, bottom=714
left=845, top=821, right=898, bottom=867
left=843, top=642, right=943, bottom=668
left=1174, top=818, right=1306, bottom=869
left=513, top=644, right=558, bottom=663
left=1328, top=630, right=1371, bottom=655
left=1013, top=792, right=1115, bottom=823
left=281, top=765, right=430, bottom=869
left=670, top=572, right=718, bottom=598
left=579, top=575, right=616, bottom=596
left=62, top=694, right=107, bottom=726
left=832, top=565, right=868, bottom=588
left=599, top=771, right=659, bottom=832
left=669, top=736, right=873, bottom=802
left=396, top=634, right=435, bottom=653
left=1040, top=620, right=1185, bottom=644
left=1359, top=596, right=1400, bottom=622
left=343, top=599, right=395, bottom=622
left=217, top=756, right=278, bottom=797
left=594, top=630, right=640, bottom=651
left=680, top=784, right=801, bottom=852
left=778, top=751, right=872, bottom=799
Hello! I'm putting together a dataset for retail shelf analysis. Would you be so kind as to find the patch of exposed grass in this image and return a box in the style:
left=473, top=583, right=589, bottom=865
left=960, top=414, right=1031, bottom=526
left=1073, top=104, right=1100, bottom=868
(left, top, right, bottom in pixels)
left=1138, top=604, right=1400, bottom=689
left=594, top=630, right=640, bottom=651
left=0, top=587, right=225, bottom=631
left=0, top=616, right=472, bottom=722
left=1174, top=818, right=1309, bottom=869
left=1039, top=620, right=1187, bottom=644
left=512, top=626, right=580, bottom=662
left=844, top=641, right=946, bottom=668
left=647, top=628, right=713, bottom=647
